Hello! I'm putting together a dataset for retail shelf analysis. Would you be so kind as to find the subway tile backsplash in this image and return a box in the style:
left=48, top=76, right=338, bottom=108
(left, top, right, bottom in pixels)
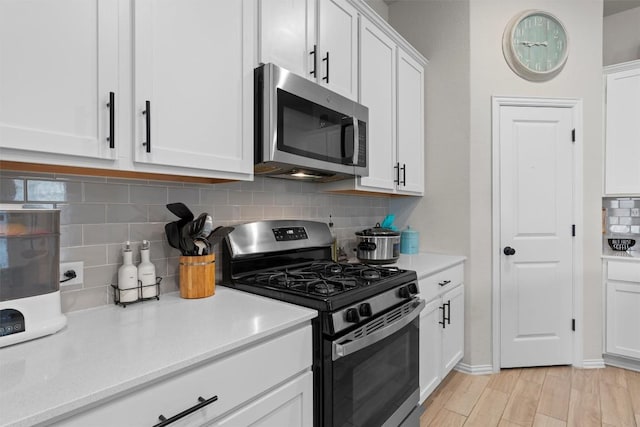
left=604, top=197, right=640, bottom=237
left=1, top=170, right=389, bottom=312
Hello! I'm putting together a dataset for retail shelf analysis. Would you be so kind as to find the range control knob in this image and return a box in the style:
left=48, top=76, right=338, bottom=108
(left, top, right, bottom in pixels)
left=345, top=308, right=360, bottom=323
left=359, top=303, right=373, bottom=317
left=398, top=286, right=410, bottom=299
left=408, top=283, right=418, bottom=295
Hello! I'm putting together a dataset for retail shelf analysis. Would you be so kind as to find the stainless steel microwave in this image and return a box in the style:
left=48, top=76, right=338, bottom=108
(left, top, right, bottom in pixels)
left=254, top=63, right=368, bottom=182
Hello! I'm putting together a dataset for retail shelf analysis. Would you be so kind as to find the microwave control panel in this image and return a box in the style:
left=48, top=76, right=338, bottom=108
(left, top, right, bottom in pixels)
left=273, top=227, right=308, bottom=241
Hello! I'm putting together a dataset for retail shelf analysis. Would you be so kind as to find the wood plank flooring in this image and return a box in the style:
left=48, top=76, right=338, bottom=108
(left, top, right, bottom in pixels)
left=420, top=366, right=640, bottom=427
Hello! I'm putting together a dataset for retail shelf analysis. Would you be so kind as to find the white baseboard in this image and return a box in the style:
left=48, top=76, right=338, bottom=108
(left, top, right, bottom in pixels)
left=603, top=354, right=640, bottom=372
left=582, top=358, right=605, bottom=369
left=455, top=362, right=494, bottom=375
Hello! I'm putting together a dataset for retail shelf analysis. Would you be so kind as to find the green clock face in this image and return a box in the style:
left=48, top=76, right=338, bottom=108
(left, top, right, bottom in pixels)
left=503, top=10, right=569, bottom=81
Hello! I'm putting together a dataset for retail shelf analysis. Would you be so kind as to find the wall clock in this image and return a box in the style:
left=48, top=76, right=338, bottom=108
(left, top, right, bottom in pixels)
left=502, top=10, right=569, bottom=82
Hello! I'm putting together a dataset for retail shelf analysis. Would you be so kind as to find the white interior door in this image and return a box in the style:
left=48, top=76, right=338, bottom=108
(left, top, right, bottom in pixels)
left=499, top=104, right=575, bottom=368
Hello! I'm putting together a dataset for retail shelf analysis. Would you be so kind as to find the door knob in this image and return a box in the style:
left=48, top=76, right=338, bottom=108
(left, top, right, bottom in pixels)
left=503, top=246, right=516, bottom=256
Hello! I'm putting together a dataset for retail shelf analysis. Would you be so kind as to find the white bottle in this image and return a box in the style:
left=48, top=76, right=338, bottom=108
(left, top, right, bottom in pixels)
left=118, top=241, right=138, bottom=303
left=139, top=240, right=157, bottom=298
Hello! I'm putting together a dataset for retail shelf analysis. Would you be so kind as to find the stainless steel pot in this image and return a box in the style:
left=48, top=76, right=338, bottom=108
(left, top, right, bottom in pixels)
left=355, top=224, right=400, bottom=264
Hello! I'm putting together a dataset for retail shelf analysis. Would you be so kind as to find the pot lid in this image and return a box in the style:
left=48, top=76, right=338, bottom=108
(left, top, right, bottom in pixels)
left=355, top=223, right=400, bottom=237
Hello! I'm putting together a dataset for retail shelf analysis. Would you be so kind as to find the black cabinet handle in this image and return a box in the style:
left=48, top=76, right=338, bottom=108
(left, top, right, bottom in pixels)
left=446, top=300, right=451, bottom=325
left=310, top=45, right=317, bottom=76
left=503, top=246, right=516, bottom=256
left=107, top=92, right=115, bottom=149
left=142, top=100, right=151, bottom=153
left=154, top=395, right=218, bottom=427
left=439, top=304, right=446, bottom=328
left=401, top=163, right=406, bottom=186
left=394, top=163, right=400, bottom=184
left=438, top=280, right=451, bottom=287
left=322, top=51, right=329, bottom=83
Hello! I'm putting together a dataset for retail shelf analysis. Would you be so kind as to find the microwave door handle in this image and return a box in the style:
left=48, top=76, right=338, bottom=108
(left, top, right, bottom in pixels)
left=332, top=299, right=425, bottom=361
left=352, top=117, right=359, bottom=165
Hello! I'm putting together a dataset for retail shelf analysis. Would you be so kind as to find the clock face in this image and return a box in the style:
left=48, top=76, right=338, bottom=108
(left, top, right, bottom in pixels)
left=503, top=10, right=569, bottom=81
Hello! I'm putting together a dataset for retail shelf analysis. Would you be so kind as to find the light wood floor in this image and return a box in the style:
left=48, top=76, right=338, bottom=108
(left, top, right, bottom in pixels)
left=420, top=366, right=640, bottom=427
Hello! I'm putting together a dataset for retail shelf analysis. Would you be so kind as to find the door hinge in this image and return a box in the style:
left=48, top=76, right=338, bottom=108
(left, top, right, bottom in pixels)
left=571, top=129, right=576, bottom=142
left=572, top=224, right=576, bottom=237
left=572, top=318, right=576, bottom=331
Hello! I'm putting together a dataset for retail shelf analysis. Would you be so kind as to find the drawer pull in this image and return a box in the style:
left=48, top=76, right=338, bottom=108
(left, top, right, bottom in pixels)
left=438, top=280, right=451, bottom=286
left=154, top=395, right=218, bottom=426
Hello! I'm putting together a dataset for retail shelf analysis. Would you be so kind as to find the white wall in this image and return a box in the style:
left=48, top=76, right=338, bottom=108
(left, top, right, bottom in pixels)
left=604, top=6, right=640, bottom=65
left=388, top=0, right=472, bottom=358
left=390, top=0, right=604, bottom=367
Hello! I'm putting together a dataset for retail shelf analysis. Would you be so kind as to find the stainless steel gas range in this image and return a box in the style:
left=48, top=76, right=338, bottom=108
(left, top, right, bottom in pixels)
left=221, top=220, right=424, bottom=427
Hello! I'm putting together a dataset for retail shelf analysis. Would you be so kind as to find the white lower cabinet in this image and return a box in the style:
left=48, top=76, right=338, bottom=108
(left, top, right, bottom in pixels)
left=605, top=260, right=640, bottom=360
left=418, top=263, right=465, bottom=404
left=54, top=325, right=313, bottom=427
left=212, top=371, right=312, bottom=427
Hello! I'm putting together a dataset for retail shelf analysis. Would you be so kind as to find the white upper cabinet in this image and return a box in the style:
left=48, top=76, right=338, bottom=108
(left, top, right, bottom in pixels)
left=396, top=49, right=425, bottom=195
left=259, top=0, right=315, bottom=79
left=358, top=16, right=397, bottom=192
left=317, top=0, right=359, bottom=99
left=0, top=0, right=118, bottom=161
left=604, top=60, right=640, bottom=195
left=133, top=0, right=254, bottom=176
left=324, top=10, right=426, bottom=196
left=258, top=0, right=358, bottom=100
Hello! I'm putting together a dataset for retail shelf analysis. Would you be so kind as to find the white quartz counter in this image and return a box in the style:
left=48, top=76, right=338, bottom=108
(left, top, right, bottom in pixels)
left=393, top=252, right=466, bottom=279
left=0, top=287, right=317, bottom=427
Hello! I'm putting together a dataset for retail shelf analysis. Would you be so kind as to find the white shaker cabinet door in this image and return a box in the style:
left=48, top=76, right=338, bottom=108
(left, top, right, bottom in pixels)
left=259, top=0, right=315, bottom=80
left=396, top=49, right=425, bottom=195
left=133, top=0, right=254, bottom=175
left=604, top=63, right=640, bottom=195
left=317, top=0, right=358, bottom=100
left=212, top=371, right=313, bottom=427
left=358, top=15, right=397, bottom=192
left=0, top=0, right=118, bottom=160
left=441, top=284, right=464, bottom=376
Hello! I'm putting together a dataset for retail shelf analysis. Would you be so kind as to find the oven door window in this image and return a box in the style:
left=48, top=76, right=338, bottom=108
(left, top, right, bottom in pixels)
left=330, top=317, right=419, bottom=427
left=277, top=89, right=357, bottom=165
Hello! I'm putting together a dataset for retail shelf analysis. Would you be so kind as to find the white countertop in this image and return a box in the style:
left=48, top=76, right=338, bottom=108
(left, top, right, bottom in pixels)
left=393, top=252, right=466, bottom=278
left=0, top=287, right=317, bottom=427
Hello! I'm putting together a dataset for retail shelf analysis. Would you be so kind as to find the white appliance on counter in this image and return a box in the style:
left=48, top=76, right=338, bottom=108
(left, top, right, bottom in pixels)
left=0, top=205, right=66, bottom=347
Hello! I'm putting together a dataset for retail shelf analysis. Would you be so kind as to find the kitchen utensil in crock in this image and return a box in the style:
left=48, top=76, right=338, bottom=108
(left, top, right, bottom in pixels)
left=207, top=226, right=234, bottom=249
left=180, top=220, right=197, bottom=256
left=189, top=213, right=208, bottom=239
left=166, top=202, right=194, bottom=222
left=165, top=221, right=181, bottom=250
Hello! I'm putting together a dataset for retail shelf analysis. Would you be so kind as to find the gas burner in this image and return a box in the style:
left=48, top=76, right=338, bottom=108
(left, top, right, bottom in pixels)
left=305, top=262, right=344, bottom=275
left=361, top=269, right=381, bottom=280
left=292, top=277, right=358, bottom=296
left=255, top=270, right=320, bottom=288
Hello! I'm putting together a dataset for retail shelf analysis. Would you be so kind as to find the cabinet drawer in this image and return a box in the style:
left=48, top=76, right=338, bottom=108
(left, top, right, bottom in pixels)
left=608, top=261, right=640, bottom=282
left=56, top=325, right=312, bottom=427
left=418, top=264, right=464, bottom=302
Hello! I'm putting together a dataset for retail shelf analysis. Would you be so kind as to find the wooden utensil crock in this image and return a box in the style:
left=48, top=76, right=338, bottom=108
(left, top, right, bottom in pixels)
left=179, top=254, right=215, bottom=298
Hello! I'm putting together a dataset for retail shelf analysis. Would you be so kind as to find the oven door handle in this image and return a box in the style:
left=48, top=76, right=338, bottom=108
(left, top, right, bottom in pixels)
left=332, top=299, right=425, bottom=361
